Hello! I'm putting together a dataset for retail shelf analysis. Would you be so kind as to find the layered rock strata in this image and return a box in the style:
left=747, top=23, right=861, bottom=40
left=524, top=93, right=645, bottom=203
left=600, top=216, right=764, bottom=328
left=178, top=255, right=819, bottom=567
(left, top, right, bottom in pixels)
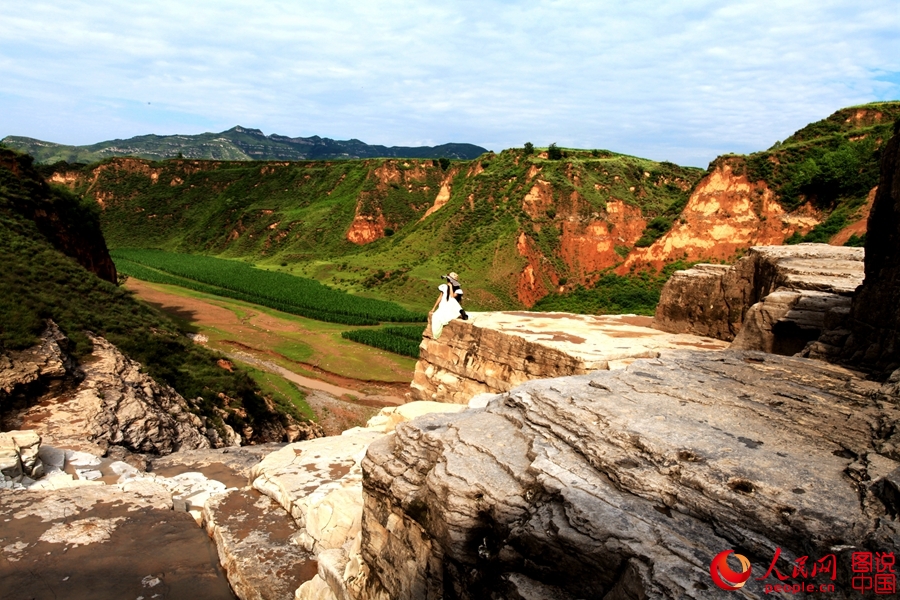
left=411, top=312, right=728, bottom=403
left=13, top=331, right=214, bottom=454
left=245, top=402, right=467, bottom=600
left=362, top=351, right=900, bottom=599
left=654, top=244, right=864, bottom=347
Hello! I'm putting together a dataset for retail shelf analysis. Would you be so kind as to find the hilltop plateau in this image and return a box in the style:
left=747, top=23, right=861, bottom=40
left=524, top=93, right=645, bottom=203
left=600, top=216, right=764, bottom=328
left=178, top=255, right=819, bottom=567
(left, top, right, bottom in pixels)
left=38, top=101, right=900, bottom=313
left=1, top=126, right=488, bottom=163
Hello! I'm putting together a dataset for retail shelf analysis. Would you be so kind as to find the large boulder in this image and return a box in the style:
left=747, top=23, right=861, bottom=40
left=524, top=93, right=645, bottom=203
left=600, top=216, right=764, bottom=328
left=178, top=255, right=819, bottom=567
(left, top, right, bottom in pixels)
left=361, top=351, right=900, bottom=599
left=0, top=430, right=42, bottom=484
left=654, top=245, right=864, bottom=346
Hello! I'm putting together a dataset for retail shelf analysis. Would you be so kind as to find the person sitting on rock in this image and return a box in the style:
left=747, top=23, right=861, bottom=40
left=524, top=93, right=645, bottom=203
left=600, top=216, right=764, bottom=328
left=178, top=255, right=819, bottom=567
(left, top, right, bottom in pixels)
left=431, top=274, right=465, bottom=338
left=443, top=272, right=469, bottom=320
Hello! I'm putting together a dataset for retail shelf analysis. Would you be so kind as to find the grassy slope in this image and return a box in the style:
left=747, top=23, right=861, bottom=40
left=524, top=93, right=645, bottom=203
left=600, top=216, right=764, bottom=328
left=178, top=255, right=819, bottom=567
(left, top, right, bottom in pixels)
left=0, top=147, right=313, bottom=439
left=724, top=102, right=900, bottom=230
left=37, top=102, right=900, bottom=317
left=56, top=149, right=702, bottom=312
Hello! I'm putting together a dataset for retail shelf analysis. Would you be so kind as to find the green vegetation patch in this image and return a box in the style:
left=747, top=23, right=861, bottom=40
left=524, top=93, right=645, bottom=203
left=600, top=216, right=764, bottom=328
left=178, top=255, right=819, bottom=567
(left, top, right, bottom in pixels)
left=844, top=233, right=866, bottom=247
left=242, top=365, right=316, bottom=422
left=739, top=103, right=900, bottom=212
left=341, top=325, right=424, bottom=358
left=0, top=147, right=309, bottom=440
left=112, top=248, right=426, bottom=325
left=532, top=263, right=694, bottom=316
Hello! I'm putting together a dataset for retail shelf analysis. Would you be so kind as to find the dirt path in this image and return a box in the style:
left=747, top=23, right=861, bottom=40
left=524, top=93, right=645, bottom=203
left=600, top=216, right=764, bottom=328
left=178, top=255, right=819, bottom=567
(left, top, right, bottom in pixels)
left=124, top=279, right=415, bottom=419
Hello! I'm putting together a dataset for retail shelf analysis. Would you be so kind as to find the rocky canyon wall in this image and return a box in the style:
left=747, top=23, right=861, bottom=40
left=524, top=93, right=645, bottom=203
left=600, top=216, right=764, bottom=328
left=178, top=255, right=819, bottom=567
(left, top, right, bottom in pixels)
left=654, top=244, right=864, bottom=342
left=362, top=352, right=900, bottom=599
left=844, top=119, right=900, bottom=375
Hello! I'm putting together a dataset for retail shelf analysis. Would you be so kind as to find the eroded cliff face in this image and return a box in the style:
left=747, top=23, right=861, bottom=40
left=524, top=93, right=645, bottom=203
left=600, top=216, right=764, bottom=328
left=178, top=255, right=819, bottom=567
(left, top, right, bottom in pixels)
left=347, top=161, right=453, bottom=244
left=618, top=161, right=812, bottom=274
left=1, top=149, right=117, bottom=284
left=843, top=120, right=900, bottom=374
left=411, top=311, right=728, bottom=403
left=512, top=160, right=835, bottom=307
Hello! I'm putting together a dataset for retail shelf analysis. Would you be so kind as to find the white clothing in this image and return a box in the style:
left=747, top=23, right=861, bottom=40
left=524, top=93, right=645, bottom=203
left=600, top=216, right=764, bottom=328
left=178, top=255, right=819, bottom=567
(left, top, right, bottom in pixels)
left=432, top=283, right=462, bottom=338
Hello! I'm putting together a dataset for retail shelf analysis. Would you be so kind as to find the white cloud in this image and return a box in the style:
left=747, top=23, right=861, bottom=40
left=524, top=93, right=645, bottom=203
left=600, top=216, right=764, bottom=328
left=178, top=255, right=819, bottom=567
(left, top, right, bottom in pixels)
left=0, top=0, right=897, bottom=165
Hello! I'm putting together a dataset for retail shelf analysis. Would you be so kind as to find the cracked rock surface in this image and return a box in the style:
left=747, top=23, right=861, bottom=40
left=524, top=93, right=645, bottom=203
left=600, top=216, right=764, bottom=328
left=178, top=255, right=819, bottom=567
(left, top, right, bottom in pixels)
left=0, top=481, right=235, bottom=600
left=204, top=487, right=316, bottom=600
left=654, top=245, right=864, bottom=343
left=361, top=350, right=900, bottom=599
left=13, top=332, right=211, bottom=454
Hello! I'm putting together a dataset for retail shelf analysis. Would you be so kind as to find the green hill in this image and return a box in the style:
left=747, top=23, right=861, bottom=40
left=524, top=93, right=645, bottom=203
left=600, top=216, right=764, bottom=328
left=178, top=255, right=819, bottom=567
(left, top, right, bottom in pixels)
left=1, top=126, right=488, bottom=163
left=45, top=148, right=704, bottom=311
left=0, top=147, right=314, bottom=442
left=33, top=101, right=900, bottom=315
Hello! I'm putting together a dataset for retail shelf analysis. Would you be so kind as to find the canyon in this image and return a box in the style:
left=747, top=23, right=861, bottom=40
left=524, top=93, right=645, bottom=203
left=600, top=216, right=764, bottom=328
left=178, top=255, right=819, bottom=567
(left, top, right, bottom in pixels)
left=3, top=110, right=900, bottom=599
left=37, top=104, right=896, bottom=312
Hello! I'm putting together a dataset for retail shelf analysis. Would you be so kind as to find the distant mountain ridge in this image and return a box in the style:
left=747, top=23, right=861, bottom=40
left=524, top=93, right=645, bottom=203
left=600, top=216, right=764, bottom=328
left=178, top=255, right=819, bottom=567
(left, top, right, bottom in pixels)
left=1, top=126, right=489, bottom=163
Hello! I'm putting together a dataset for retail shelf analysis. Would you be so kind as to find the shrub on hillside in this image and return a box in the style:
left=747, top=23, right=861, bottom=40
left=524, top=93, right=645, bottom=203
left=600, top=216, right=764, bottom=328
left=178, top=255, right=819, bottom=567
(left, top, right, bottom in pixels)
left=548, top=143, right=563, bottom=160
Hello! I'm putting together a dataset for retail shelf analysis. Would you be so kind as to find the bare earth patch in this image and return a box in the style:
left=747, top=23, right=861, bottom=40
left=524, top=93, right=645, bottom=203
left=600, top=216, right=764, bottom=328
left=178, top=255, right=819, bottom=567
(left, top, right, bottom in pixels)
left=124, top=279, right=414, bottom=430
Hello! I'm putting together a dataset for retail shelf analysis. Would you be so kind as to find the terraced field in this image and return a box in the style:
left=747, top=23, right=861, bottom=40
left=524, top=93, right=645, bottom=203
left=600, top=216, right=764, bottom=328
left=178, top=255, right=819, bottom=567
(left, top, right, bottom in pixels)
left=113, top=248, right=427, bottom=325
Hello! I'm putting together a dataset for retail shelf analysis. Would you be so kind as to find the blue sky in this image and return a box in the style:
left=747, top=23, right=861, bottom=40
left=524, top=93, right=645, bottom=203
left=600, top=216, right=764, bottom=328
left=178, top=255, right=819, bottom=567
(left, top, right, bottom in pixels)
left=1, top=0, right=897, bottom=166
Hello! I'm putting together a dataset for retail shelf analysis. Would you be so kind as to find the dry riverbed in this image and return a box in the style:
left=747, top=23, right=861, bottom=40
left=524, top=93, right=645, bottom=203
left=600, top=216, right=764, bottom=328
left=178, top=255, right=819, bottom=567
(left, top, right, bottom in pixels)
left=124, top=279, right=416, bottom=432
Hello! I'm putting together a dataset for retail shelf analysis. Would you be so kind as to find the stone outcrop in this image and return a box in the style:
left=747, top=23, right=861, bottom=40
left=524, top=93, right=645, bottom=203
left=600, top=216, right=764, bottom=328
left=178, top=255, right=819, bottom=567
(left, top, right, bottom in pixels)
left=842, top=119, right=900, bottom=375
left=361, top=351, right=900, bottom=599
left=0, top=430, right=43, bottom=484
left=15, top=331, right=212, bottom=454
left=654, top=244, right=864, bottom=347
left=412, top=312, right=728, bottom=403
left=731, top=289, right=853, bottom=355
left=245, top=402, right=466, bottom=600
left=0, top=320, right=79, bottom=403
